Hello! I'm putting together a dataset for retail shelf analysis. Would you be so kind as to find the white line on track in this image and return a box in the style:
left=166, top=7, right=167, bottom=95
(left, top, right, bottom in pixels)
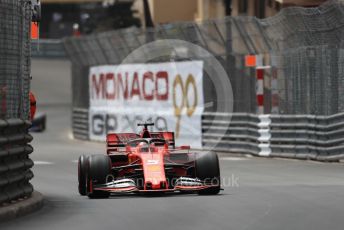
left=34, top=161, right=54, bottom=165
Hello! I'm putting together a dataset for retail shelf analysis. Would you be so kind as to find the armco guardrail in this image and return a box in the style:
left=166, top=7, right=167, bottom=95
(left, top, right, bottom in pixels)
left=72, top=108, right=89, bottom=140
left=202, top=113, right=261, bottom=155
left=269, top=113, right=344, bottom=160
left=202, top=112, right=344, bottom=161
left=31, top=39, right=66, bottom=58
left=0, top=119, right=34, bottom=204
left=72, top=110, right=344, bottom=161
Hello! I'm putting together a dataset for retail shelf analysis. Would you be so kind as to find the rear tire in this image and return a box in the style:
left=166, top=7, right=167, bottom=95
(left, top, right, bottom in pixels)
left=87, top=155, right=111, bottom=199
left=195, top=151, right=221, bottom=195
left=78, top=155, right=88, bottom=196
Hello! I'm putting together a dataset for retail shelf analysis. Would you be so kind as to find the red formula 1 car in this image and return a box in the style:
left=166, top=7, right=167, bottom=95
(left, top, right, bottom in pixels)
left=78, top=123, right=221, bottom=198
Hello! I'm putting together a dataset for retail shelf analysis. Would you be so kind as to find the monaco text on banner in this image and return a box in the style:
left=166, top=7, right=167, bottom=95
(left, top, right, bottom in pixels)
left=88, top=61, right=204, bottom=148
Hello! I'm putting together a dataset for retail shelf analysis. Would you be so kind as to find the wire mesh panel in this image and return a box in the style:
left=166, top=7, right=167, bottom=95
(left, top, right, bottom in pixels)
left=0, top=0, right=31, bottom=119
left=64, top=0, right=344, bottom=116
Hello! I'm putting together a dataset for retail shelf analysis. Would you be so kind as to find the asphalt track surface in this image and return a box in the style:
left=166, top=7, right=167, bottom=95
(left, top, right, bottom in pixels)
left=1, top=59, right=344, bottom=230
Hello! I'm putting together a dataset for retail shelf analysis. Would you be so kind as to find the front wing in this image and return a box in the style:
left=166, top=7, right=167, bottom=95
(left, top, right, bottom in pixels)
left=93, top=185, right=218, bottom=194
left=92, top=177, right=219, bottom=194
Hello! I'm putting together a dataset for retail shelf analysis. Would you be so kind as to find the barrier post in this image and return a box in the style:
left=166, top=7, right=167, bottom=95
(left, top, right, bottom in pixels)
left=255, top=65, right=271, bottom=114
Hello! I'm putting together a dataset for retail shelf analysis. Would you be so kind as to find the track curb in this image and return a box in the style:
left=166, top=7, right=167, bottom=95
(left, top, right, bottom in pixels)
left=0, top=191, right=44, bottom=222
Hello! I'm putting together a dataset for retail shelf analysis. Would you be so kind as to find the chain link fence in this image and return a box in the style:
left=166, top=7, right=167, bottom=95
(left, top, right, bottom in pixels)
left=274, top=45, right=344, bottom=115
left=0, top=0, right=31, bottom=120
left=0, top=0, right=34, bottom=205
left=65, top=0, right=344, bottom=116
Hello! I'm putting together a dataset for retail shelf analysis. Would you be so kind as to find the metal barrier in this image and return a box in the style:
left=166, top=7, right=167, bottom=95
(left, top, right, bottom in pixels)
left=269, top=113, right=344, bottom=160
left=31, top=39, right=66, bottom=58
left=0, top=1, right=36, bottom=205
left=201, top=112, right=344, bottom=161
left=72, top=108, right=89, bottom=140
left=72, top=109, right=344, bottom=161
left=202, top=113, right=260, bottom=155
left=0, top=119, right=34, bottom=204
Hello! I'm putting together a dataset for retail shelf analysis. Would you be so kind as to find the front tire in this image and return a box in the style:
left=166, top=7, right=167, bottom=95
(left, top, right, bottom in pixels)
left=195, top=151, right=221, bottom=195
left=78, top=155, right=88, bottom=196
left=87, top=155, right=112, bottom=199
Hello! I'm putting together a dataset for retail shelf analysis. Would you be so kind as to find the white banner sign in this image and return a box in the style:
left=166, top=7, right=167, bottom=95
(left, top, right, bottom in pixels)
left=89, top=61, right=204, bottom=148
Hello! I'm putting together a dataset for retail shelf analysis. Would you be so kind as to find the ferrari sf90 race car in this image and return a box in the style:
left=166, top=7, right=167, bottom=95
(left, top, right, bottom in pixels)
left=78, top=123, right=221, bottom=198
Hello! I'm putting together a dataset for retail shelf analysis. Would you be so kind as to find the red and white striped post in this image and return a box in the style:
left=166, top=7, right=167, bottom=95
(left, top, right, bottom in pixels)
left=256, top=67, right=265, bottom=114
left=246, top=54, right=276, bottom=114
